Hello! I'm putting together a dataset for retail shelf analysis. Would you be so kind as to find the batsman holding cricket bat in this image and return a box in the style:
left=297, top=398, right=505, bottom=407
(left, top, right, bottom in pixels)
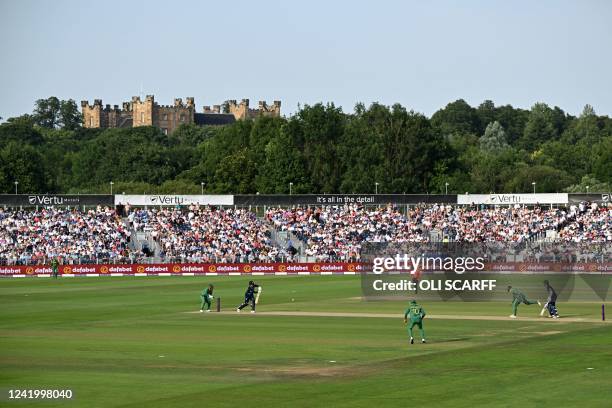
left=237, top=280, right=260, bottom=313
left=541, top=280, right=559, bottom=318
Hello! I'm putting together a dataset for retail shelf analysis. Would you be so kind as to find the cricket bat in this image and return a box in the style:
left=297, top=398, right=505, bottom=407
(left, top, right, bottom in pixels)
left=540, top=302, right=548, bottom=316
left=255, top=286, right=263, bottom=304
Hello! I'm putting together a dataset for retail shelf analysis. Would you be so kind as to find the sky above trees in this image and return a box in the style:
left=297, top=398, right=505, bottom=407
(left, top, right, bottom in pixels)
left=1, top=1, right=611, bottom=121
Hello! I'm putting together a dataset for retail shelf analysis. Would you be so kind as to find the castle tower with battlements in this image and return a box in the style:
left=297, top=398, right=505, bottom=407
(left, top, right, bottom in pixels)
left=224, top=99, right=282, bottom=120
left=82, top=95, right=281, bottom=133
left=81, top=99, right=133, bottom=129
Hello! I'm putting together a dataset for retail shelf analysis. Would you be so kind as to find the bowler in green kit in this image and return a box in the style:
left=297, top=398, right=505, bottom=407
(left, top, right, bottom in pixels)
left=404, top=300, right=426, bottom=344
left=507, top=285, right=540, bottom=318
left=200, top=284, right=214, bottom=312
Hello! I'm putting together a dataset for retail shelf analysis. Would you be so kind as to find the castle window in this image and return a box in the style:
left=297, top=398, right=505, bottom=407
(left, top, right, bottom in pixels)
left=162, top=128, right=168, bottom=135
left=180, top=114, right=185, bottom=121
left=140, top=112, right=144, bottom=123
left=163, top=113, right=168, bottom=121
left=89, top=117, right=93, bottom=127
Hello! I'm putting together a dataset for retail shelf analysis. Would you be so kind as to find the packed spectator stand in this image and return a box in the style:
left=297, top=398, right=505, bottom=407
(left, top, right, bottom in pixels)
left=0, top=200, right=609, bottom=266
left=129, top=206, right=289, bottom=263
left=0, top=206, right=130, bottom=266
left=265, top=203, right=611, bottom=262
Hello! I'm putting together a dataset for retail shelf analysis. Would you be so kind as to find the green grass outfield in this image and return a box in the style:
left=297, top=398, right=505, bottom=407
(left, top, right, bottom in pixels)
left=1, top=275, right=610, bottom=408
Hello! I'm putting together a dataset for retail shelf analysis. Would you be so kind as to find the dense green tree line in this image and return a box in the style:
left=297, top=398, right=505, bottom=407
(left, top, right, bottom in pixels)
left=0, top=98, right=610, bottom=194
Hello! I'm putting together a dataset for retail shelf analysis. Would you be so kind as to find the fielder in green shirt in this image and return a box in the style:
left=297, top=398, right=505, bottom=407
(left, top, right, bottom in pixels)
left=50, top=259, right=59, bottom=279
left=404, top=300, right=426, bottom=344
left=200, top=284, right=214, bottom=312
left=507, top=285, right=540, bottom=318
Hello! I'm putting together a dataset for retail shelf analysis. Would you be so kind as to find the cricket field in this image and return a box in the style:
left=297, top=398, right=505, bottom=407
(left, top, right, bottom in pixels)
left=1, top=275, right=610, bottom=407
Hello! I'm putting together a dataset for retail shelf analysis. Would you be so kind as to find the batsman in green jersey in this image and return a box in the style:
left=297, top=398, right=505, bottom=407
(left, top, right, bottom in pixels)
left=404, top=300, right=426, bottom=344
left=200, top=284, right=214, bottom=312
left=51, top=258, right=59, bottom=279
left=507, top=285, right=540, bottom=318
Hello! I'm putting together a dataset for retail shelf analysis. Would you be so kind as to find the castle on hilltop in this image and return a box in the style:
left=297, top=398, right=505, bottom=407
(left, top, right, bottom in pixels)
left=81, top=96, right=281, bottom=134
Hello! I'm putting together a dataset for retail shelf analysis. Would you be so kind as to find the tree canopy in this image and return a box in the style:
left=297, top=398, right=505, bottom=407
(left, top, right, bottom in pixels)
left=33, top=97, right=82, bottom=130
left=0, top=97, right=610, bottom=194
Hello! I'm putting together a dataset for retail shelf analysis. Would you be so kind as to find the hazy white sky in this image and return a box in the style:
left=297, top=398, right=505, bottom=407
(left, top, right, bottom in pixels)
left=1, top=0, right=611, bottom=120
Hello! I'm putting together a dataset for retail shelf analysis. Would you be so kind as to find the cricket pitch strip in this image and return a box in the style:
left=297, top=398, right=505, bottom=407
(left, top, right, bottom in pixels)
left=183, top=310, right=610, bottom=323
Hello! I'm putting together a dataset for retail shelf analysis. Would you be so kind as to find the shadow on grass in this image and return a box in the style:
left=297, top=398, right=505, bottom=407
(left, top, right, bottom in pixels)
left=438, top=337, right=471, bottom=342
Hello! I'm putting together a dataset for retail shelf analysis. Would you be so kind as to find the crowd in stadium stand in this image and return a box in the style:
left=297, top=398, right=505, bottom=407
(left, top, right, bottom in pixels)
left=559, top=202, right=611, bottom=242
left=0, top=201, right=609, bottom=265
left=130, top=206, right=288, bottom=263
left=265, top=205, right=427, bottom=262
left=0, top=207, right=130, bottom=265
left=265, top=203, right=611, bottom=261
